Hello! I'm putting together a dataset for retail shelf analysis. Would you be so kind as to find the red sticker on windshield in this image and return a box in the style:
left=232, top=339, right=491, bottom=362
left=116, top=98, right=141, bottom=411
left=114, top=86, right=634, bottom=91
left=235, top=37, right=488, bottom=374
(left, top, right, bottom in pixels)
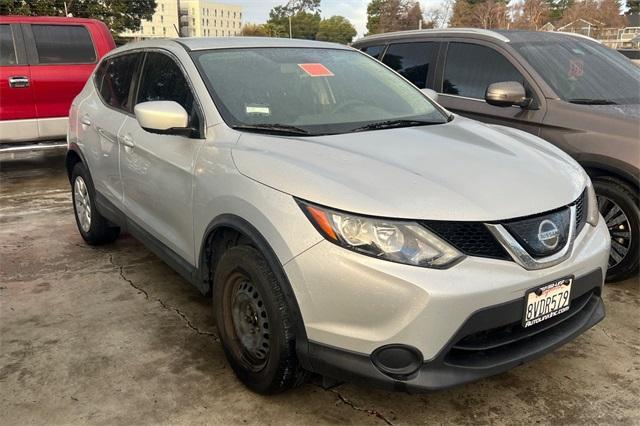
left=298, top=63, right=334, bottom=77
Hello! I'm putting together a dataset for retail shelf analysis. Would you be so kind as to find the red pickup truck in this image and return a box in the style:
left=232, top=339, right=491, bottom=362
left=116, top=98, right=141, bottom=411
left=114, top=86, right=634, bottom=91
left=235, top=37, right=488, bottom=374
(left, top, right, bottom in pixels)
left=0, top=16, right=115, bottom=151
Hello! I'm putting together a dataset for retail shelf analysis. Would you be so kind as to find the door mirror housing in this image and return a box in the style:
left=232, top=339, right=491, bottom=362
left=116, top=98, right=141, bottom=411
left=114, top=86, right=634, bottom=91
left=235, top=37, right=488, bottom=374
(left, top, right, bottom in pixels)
left=134, top=101, right=190, bottom=135
left=421, top=88, right=439, bottom=102
left=485, top=81, right=531, bottom=108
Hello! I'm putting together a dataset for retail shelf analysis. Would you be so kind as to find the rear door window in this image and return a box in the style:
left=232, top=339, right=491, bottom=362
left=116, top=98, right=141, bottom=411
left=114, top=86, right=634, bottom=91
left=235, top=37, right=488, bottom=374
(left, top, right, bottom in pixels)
left=31, top=24, right=96, bottom=64
left=382, top=42, right=438, bottom=89
left=97, top=54, right=139, bottom=112
left=443, top=42, right=524, bottom=99
left=0, top=24, right=17, bottom=65
left=361, top=45, right=385, bottom=60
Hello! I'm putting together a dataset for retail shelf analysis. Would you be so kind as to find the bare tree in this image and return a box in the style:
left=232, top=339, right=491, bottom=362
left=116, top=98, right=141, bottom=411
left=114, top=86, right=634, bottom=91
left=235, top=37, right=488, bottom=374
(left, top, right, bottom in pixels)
left=425, top=0, right=454, bottom=28
left=472, top=0, right=509, bottom=28
left=511, top=0, right=551, bottom=29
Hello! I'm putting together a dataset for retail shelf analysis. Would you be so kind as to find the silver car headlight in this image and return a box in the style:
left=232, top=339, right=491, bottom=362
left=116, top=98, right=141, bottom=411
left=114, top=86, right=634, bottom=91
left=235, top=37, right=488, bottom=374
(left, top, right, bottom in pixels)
left=298, top=201, right=464, bottom=268
left=586, top=177, right=599, bottom=226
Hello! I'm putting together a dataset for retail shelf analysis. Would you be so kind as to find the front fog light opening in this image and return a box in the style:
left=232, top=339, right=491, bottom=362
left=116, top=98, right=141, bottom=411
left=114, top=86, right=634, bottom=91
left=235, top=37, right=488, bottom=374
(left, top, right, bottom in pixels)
left=371, top=344, right=423, bottom=379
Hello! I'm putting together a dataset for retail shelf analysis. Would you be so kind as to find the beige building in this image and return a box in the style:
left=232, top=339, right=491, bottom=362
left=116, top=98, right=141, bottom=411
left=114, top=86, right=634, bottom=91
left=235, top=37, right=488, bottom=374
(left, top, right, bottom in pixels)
left=181, top=0, right=243, bottom=37
left=121, top=0, right=243, bottom=40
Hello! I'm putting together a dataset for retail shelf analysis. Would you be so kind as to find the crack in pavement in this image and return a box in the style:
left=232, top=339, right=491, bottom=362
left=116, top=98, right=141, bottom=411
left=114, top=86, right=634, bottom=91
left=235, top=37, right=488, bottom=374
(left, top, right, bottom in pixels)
left=319, top=385, right=394, bottom=425
left=599, top=327, right=638, bottom=352
left=108, top=254, right=219, bottom=342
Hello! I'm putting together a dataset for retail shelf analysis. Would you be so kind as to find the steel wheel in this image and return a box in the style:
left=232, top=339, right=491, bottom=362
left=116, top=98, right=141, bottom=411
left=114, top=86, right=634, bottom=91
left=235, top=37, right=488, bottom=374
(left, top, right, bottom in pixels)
left=598, top=195, right=632, bottom=269
left=74, top=176, right=92, bottom=233
left=224, top=271, right=271, bottom=372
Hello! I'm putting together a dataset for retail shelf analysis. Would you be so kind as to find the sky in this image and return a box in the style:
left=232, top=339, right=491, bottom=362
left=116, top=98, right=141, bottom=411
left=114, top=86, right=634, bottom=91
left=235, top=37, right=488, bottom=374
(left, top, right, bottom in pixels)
left=221, top=0, right=443, bottom=38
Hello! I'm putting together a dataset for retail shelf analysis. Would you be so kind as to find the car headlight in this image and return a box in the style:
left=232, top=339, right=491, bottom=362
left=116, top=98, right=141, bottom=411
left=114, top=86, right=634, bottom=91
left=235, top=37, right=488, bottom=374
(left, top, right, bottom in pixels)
left=586, top=178, right=599, bottom=226
left=298, top=201, right=464, bottom=268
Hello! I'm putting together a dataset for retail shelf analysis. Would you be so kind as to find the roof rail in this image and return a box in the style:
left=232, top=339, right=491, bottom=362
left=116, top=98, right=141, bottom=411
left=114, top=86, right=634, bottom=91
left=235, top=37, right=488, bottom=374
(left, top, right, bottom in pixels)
left=556, top=31, right=603, bottom=44
left=356, top=28, right=510, bottom=43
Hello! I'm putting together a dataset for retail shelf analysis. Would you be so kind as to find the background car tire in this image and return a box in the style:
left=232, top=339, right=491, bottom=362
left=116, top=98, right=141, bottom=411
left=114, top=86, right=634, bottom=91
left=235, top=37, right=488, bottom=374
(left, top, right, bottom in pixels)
left=593, top=176, right=639, bottom=282
left=213, top=244, right=307, bottom=394
left=71, top=162, right=120, bottom=245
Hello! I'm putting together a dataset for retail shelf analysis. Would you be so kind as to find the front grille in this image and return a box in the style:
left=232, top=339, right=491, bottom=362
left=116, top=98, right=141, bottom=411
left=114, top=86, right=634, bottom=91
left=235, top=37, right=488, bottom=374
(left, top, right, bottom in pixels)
left=422, top=221, right=510, bottom=260
left=422, top=190, right=587, bottom=262
left=575, top=189, right=587, bottom=236
left=502, top=208, right=571, bottom=258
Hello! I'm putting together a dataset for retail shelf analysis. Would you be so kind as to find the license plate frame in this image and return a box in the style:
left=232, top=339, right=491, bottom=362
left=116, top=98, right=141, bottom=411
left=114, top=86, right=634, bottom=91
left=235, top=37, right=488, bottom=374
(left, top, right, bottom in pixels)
left=522, top=277, right=573, bottom=328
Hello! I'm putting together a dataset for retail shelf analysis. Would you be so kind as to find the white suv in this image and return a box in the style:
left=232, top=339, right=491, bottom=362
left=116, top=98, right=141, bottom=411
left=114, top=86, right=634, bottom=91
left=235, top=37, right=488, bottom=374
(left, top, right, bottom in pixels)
left=67, top=38, right=610, bottom=394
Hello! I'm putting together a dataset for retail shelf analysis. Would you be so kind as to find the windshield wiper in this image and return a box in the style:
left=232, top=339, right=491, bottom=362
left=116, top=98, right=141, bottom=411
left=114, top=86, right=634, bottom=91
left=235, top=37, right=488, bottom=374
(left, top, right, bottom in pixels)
left=232, top=123, right=310, bottom=136
left=568, top=98, right=618, bottom=105
left=351, top=119, right=440, bottom=133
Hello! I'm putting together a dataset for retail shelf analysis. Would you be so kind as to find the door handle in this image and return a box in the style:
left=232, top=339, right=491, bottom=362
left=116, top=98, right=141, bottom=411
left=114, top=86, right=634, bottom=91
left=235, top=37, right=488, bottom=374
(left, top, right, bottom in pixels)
left=8, top=76, right=30, bottom=88
left=120, top=134, right=135, bottom=148
left=80, top=115, right=92, bottom=126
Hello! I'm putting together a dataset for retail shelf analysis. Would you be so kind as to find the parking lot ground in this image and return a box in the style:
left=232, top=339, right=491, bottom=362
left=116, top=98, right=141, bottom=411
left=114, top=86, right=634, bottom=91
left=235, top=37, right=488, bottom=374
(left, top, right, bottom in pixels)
left=1, top=151, right=639, bottom=425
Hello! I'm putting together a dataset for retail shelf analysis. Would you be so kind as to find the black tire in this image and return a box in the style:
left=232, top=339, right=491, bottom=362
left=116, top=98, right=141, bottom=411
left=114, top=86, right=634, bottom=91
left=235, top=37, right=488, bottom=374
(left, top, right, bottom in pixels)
left=593, top=176, right=639, bottom=282
left=71, top=162, right=120, bottom=245
left=213, top=245, right=307, bottom=394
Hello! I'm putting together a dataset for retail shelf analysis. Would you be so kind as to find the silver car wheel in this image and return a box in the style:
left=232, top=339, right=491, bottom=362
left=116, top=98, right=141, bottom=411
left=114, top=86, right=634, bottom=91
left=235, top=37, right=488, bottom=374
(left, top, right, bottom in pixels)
left=598, top=195, right=632, bottom=269
left=74, top=176, right=92, bottom=233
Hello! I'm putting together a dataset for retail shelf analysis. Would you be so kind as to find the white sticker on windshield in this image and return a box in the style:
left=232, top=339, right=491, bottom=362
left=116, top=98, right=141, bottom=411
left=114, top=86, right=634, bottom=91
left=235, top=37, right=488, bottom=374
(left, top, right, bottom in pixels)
left=246, top=104, right=271, bottom=115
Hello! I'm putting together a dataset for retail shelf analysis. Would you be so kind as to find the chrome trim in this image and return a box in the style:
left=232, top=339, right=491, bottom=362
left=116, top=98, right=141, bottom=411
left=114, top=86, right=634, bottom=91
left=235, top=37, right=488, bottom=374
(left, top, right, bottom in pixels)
left=0, top=141, right=67, bottom=153
left=8, top=76, right=29, bottom=88
left=556, top=31, right=602, bottom=44
left=439, top=93, right=523, bottom=109
left=486, top=205, right=577, bottom=270
left=357, top=28, right=510, bottom=43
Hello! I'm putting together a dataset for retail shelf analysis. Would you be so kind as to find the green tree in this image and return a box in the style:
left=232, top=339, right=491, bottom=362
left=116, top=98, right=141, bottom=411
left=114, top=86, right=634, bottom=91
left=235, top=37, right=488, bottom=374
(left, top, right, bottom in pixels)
left=267, top=3, right=321, bottom=39
left=545, top=0, right=574, bottom=21
left=316, top=15, right=357, bottom=44
left=366, top=0, right=425, bottom=34
left=290, top=11, right=321, bottom=39
left=627, top=0, right=640, bottom=14
left=242, top=23, right=269, bottom=37
left=366, top=0, right=384, bottom=34
left=0, top=0, right=156, bottom=34
left=286, top=0, right=321, bottom=14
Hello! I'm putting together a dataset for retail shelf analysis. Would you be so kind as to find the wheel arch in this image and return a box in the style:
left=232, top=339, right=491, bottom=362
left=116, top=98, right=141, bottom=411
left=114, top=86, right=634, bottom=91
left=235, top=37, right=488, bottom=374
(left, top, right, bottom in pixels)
left=65, top=143, right=89, bottom=182
left=577, top=154, right=639, bottom=191
left=198, top=213, right=310, bottom=363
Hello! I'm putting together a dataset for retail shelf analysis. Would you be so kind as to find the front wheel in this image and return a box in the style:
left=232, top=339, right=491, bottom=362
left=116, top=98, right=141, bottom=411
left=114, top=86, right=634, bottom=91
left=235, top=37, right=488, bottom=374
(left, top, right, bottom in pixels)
left=213, top=245, right=307, bottom=394
left=593, top=176, right=639, bottom=282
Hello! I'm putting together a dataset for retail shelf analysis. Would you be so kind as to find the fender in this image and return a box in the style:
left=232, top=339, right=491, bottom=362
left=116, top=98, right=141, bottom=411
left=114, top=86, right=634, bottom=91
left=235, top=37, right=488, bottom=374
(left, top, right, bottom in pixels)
left=574, top=153, right=640, bottom=189
left=199, top=213, right=311, bottom=366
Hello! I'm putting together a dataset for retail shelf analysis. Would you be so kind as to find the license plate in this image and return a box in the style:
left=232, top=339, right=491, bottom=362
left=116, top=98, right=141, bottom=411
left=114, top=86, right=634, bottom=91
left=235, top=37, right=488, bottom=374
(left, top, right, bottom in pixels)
left=523, top=277, right=572, bottom=328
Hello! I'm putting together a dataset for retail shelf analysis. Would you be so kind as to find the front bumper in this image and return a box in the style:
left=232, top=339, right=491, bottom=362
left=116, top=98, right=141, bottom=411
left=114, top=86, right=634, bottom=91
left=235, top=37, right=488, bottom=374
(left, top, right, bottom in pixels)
left=304, top=269, right=604, bottom=392
left=284, top=218, right=610, bottom=391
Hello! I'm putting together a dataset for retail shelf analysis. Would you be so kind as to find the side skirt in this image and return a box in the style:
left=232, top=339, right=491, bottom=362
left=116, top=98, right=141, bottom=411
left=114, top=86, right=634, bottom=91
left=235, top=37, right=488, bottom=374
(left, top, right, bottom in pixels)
left=94, top=192, right=209, bottom=294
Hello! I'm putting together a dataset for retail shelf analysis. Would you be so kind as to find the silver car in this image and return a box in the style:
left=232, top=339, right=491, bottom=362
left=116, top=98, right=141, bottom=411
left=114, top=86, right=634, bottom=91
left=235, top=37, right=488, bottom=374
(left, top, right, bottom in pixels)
left=67, top=38, right=610, bottom=394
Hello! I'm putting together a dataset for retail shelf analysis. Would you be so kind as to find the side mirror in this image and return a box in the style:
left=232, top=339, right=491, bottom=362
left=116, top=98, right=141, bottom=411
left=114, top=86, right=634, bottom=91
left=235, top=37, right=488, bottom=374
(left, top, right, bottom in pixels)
left=134, top=101, right=189, bottom=135
left=485, top=81, right=530, bottom=108
left=421, top=88, right=439, bottom=102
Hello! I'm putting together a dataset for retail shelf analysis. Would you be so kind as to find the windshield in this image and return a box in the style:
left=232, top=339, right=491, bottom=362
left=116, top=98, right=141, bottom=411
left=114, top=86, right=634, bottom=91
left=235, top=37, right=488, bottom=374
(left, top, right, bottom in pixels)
left=192, top=47, right=448, bottom=136
left=511, top=38, right=640, bottom=105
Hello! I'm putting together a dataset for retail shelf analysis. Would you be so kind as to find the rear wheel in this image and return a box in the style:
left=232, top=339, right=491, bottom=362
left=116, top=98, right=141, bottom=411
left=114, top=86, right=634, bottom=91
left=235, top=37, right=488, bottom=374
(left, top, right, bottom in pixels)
left=213, top=245, right=307, bottom=394
left=71, top=162, right=120, bottom=245
left=593, top=176, right=639, bottom=282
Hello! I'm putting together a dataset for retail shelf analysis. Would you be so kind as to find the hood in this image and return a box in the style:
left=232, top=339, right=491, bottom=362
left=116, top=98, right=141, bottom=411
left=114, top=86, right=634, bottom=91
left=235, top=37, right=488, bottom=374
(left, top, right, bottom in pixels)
left=231, top=117, right=586, bottom=221
left=585, top=103, right=640, bottom=119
